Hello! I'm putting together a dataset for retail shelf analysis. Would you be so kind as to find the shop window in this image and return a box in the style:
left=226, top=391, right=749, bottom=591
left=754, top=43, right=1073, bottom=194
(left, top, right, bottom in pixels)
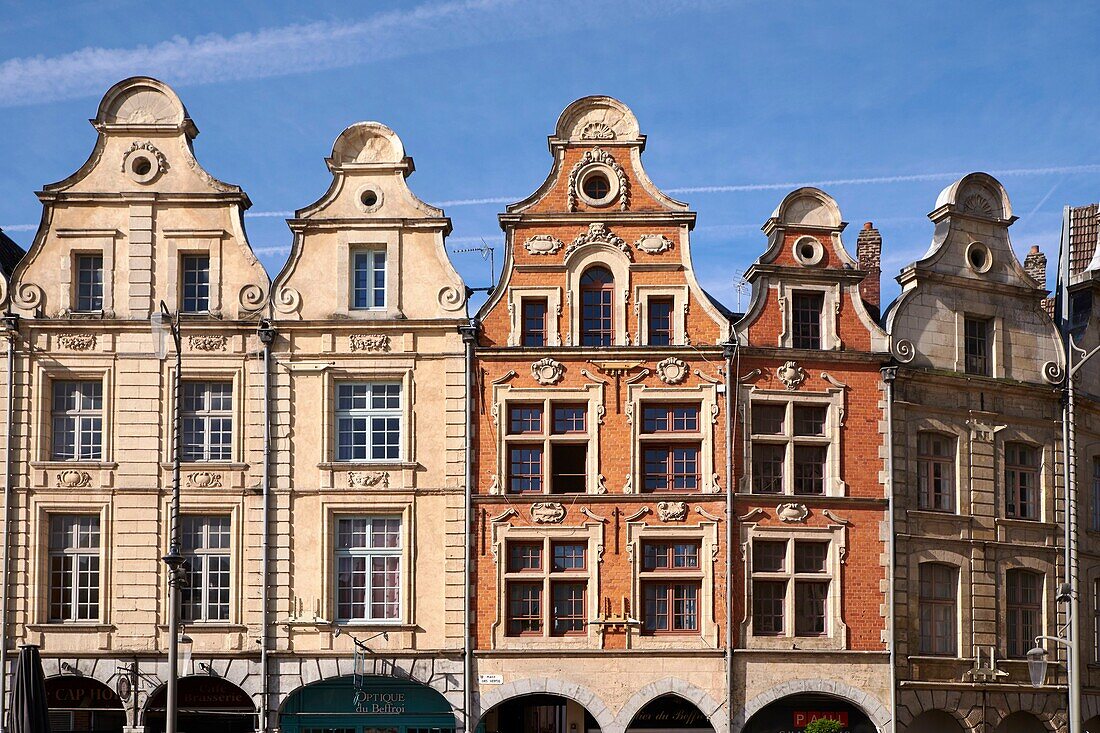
left=647, top=297, right=674, bottom=346
left=750, top=538, right=832, bottom=638
left=1005, top=442, right=1040, bottom=520
left=1006, top=569, right=1042, bottom=658
left=335, top=517, right=401, bottom=622
left=181, top=254, right=210, bottom=313
left=918, top=562, right=958, bottom=655
left=750, top=402, right=832, bottom=496
left=180, top=515, right=230, bottom=622
left=51, top=380, right=104, bottom=461
left=335, top=382, right=401, bottom=461
left=504, top=539, right=588, bottom=637
left=917, top=432, right=956, bottom=512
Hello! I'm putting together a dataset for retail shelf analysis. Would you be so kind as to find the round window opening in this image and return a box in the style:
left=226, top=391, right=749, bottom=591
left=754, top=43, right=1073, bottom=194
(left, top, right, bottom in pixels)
left=582, top=172, right=611, bottom=201
left=967, top=241, right=992, bottom=273
left=792, top=235, right=824, bottom=266
left=361, top=189, right=379, bottom=208
left=131, top=156, right=152, bottom=176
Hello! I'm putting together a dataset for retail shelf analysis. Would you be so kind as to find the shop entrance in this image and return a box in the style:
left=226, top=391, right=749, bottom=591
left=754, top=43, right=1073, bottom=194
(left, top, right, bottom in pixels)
left=626, top=694, right=714, bottom=732
left=279, top=675, right=456, bottom=733
left=477, top=694, right=601, bottom=733
left=46, top=676, right=127, bottom=733
left=144, top=676, right=257, bottom=733
left=741, top=693, right=876, bottom=733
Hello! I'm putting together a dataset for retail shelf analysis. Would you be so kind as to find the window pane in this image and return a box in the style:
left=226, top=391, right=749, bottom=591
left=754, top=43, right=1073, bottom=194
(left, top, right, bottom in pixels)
left=580, top=267, right=614, bottom=346
left=507, top=582, right=542, bottom=635
left=793, top=445, right=826, bottom=495
left=795, top=581, right=828, bottom=636
left=793, top=406, right=826, bottom=436
left=509, top=447, right=543, bottom=493
left=181, top=255, right=210, bottom=313
left=550, top=443, right=586, bottom=493
left=752, top=444, right=785, bottom=494
left=76, top=255, right=104, bottom=312
left=552, top=405, right=586, bottom=434
left=751, top=404, right=785, bottom=435
left=753, top=541, right=786, bottom=573
left=508, top=543, right=542, bottom=572
left=794, top=541, right=828, bottom=573
left=551, top=582, right=586, bottom=635
left=352, top=251, right=386, bottom=309
left=508, top=405, right=543, bottom=435
left=792, top=292, right=823, bottom=349
left=552, top=543, right=585, bottom=571
left=522, top=299, right=548, bottom=347
left=647, top=298, right=674, bottom=346
left=753, top=580, right=786, bottom=635
left=964, top=316, right=990, bottom=376
left=918, top=432, right=956, bottom=512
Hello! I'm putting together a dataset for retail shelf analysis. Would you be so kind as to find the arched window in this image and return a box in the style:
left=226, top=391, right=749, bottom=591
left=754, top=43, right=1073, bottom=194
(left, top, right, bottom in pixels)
left=580, top=266, right=614, bottom=346
left=1006, top=569, right=1042, bottom=658
left=918, top=562, right=958, bottom=656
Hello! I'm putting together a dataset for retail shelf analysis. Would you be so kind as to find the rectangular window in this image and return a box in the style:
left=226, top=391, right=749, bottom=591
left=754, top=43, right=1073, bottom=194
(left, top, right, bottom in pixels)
left=504, top=539, right=588, bottom=637
left=1005, top=443, right=1040, bottom=520
left=181, top=382, right=233, bottom=462
left=964, top=316, right=991, bottom=376
left=522, top=299, right=548, bottom=347
left=335, top=517, right=401, bottom=622
left=1006, top=570, right=1042, bottom=658
left=48, top=515, right=100, bottom=622
left=504, top=400, right=593, bottom=495
left=51, top=380, right=103, bottom=461
left=75, top=254, right=104, bottom=312
left=791, top=292, right=823, bottom=349
left=1091, top=458, right=1100, bottom=532
left=919, top=563, right=958, bottom=655
left=647, top=297, right=674, bottom=346
left=181, top=255, right=210, bottom=313
left=352, top=251, right=386, bottom=310
left=642, top=582, right=700, bottom=633
left=180, top=515, right=231, bottom=622
left=550, top=443, right=587, bottom=493
left=750, top=401, right=832, bottom=496
left=335, top=383, right=401, bottom=461
left=642, top=541, right=700, bottom=571
left=508, top=447, right=543, bottom=493
left=918, top=432, right=956, bottom=512
left=642, top=404, right=699, bottom=433
left=508, top=405, right=543, bottom=435
left=552, top=405, right=586, bottom=434
left=643, top=446, right=699, bottom=492
left=751, top=538, right=833, bottom=638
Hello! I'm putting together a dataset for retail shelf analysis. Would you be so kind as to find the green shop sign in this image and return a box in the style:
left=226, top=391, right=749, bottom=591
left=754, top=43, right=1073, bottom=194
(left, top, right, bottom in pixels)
left=280, top=675, right=456, bottom=733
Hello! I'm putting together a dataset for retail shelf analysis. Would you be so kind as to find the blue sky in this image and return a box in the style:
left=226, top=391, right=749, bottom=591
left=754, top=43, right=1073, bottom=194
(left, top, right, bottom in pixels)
left=1, top=0, right=1098, bottom=310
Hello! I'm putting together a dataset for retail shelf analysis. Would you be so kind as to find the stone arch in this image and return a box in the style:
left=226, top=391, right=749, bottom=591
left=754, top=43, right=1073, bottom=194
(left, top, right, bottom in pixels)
left=905, top=709, right=969, bottom=733
left=555, top=95, right=641, bottom=143
left=615, top=678, right=726, bottom=732
left=732, top=679, right=891, bottom=733
left=277, top=654, right=460, bottom=707
left=96, top=76, right=187, bottom=128
left=994, top=711, right=1050, bottom=733
left=770, top=187, right=843, bottom=229
left=330, top=121, right=406, bottom=166
left=934, top=172, right=1013, bottom=221
left=472, top=677, right=615, bottom=733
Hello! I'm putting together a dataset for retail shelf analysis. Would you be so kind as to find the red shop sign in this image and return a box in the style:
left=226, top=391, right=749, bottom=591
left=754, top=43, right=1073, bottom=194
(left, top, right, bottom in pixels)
left=793, top=712, right=849, bottom=728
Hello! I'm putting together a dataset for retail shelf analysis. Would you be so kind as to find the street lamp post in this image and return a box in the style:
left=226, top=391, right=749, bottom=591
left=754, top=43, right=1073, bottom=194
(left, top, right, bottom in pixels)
left=150, top=301, right=184, bottom=733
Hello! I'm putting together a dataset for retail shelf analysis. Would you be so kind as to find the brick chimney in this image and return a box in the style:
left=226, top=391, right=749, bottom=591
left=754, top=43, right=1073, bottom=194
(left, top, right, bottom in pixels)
left=856, top=222, right=882, bottom=310
left=1023, top=245, right=1046, bottom=288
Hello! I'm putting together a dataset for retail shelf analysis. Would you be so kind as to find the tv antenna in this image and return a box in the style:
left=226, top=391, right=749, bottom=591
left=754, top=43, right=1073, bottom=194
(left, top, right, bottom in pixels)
left=452, top=239, right=497, bottom=294
left=733, top=269, right=749, bottom=313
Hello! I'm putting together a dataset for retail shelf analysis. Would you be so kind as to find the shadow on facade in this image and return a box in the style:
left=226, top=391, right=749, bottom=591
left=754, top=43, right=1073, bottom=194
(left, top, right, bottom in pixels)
left=144, top=676, right=256, bottom=733
left=742, top=693, right=875, bottom=733
left=625, top=694, right=715, bottom=732
left=45, top=675, right=127, bottom=732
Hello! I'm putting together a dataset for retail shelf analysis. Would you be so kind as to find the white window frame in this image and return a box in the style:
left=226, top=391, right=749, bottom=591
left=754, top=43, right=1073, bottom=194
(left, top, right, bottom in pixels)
left=47, top=514, right=101, bottom=622
left=627, top=385, right=720, bottom=494
left=334, top=515, right=403, bottom=623
left=507, top=286, right=562, bottom=346
left=181, top=381, right=233, bottom=462
left=73, top=253, right=104, bottom=313
left=180, top=253, right=211, bottom=313
left=351, top=249, right=387, bottom=311
left=334, top=382, right=403, bottom=463
left=50, top=380, right=104, bottom=462
left=179, top=515, right=231, bottom=623
left=634, top=285, right=689, bottom=346
left=742, top=389, right=846, bottom=497
left=777, top=282, right=841, bottom=350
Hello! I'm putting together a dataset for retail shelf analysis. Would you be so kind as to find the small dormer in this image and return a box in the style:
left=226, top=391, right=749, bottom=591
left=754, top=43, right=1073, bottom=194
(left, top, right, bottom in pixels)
left=10, top=76, right=269, bottom=321
left=739, top=188, right=887, bottom=353
left=271, top=121, right=466, bottom=321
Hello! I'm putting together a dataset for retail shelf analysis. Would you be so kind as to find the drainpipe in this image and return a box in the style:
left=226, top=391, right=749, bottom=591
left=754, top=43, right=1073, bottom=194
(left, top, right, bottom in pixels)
left=257, top=319, right=277, bottom=732
left=459, top=318, right=478, bottom=733
left=880, top=366, right=897, bottom=733
left=0, top=314, right=18, bottom=733
left=723, top=337, right=737, bottom=733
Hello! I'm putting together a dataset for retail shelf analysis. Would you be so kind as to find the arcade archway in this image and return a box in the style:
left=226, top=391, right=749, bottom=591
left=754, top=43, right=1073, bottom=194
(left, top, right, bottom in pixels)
left=479, top=694, right=601, bottom=733
left=145, top=676, right=256, bottom=733
left=626, top=694, right=715, bottom=732
left=742, top=693, right=877, bottom=733
left=906, top=710, right=966, bottom=733
left=995, top=712, right=1047, bottom=733
left=45, top=676, right=126, bottom=733
left=279, top=675, right=456, bottom=733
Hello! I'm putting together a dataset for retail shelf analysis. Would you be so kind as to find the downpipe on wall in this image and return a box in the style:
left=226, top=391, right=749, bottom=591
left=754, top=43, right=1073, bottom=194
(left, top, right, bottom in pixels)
left=257, top=318, right=277, bottom=732
left=0, top=314, right=18, bottom=733
left=723, top=338, right=737, bottom=733
left=459, top=318, right=479, bottom=733
left=881, top=366, right=897, bottom=733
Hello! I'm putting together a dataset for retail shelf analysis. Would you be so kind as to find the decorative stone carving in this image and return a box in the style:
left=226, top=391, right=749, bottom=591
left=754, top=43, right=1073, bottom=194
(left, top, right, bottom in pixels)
left=777, top=503, right=809, bottom=523
left=186, top=471, right=222, bottom=488
left=437, top=285, right=466, bottom=312
left=530, top=357, right=565, bottom=385
left=655, top=357, right=689, bottom=385
left=348, top=471, right=390, bottom=489
left=656, top=501, right=688, bottom=522
left=563, top=222, right=633, bottom=261
left=530, top=502, right=566, bottom=524
left=567, top=148, right=629, bottom=212
left=1042, top=361, right=1064, bottom=385
left=580, top=121, right=615, bottom=140
left=121, top=141, right=168, bottom=183
left=634, top=234, right=674, bottom=255
left=14, top=283, right=43, bottom=310
left=239, top=284, right=266, bottom=311
left=893, top=339, right=916, bottom=363
left=56, top=470, right=92, bottom=489
left=777, top=360, right=807, bottom=390
left=273, top=286, right=301, bottom=314
left=350, top=334, right=390, bottom=352
left=188, top=334, right=227, bottom=351
left=57, top=333, right=96, bottom=351
left=524, top=235, right=564, bottom=255
left=962, top=191, right=996, bottom=218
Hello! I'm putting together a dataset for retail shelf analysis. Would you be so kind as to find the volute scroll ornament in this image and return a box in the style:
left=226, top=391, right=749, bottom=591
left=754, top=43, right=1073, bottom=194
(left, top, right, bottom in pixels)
left=238, top=284, right=266, bottom=311
left=777, top=361, right=807, bottom=390
left=893, top=339, right=916, bottom=363
left=437, top=286, right=466, bottom=312
left=530, top=502, right=566, bottom=524
left=273, top=287, right=302, bottom=314
left=531, top=358, right=565, bottom=385
left=1042, top=361, right=1064, bottom=385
